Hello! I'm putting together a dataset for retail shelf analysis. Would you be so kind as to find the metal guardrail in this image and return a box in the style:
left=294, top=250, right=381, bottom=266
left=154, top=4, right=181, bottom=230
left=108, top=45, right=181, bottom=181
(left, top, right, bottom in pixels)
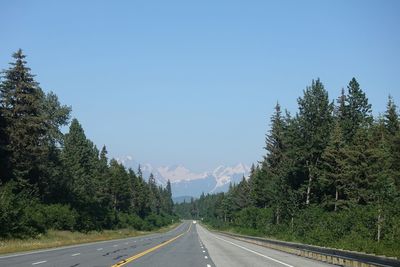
left=216, top=231, right=400, bottom=267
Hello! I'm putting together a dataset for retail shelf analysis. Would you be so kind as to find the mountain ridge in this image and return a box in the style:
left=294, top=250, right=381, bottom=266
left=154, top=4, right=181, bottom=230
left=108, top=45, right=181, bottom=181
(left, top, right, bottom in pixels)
left=116, top=156, right=250, bottom=197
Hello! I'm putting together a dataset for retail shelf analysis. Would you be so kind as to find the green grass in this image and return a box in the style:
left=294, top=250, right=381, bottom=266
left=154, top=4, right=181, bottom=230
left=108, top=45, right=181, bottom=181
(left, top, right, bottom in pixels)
left=204, top=223, right=400, bottom=259
left=0, top=223, right=180, bottom=255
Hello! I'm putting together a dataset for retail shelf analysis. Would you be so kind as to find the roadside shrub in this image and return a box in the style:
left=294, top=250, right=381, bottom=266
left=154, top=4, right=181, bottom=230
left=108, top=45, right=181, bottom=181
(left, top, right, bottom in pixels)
left=234, top=207, right=274, bottom=232
left=117, top=212, right=145, bottom=230
left=0, top=182, right=46, bottom=238
left=43, top=204, right=77, bottom=231
left=145, top=214, right=164, bottom=229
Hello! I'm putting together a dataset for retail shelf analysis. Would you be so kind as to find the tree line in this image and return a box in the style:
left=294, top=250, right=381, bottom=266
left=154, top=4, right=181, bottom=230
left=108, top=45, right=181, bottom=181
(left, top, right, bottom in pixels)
left=175, top=78, right=400, bottom=257
left=0, top=50, right=176, bottom=238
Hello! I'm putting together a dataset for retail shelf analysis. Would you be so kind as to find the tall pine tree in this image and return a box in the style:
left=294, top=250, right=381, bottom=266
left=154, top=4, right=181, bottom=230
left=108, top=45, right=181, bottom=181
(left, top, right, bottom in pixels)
left=320, top=122, right=348, bottom=211
left=344, top=78, right=372, bottom=142
left=297, top=79, right=334, bottom=205
left=62, top=119, right=101, bottom=230
left=263, top=103, right=289, bottom=223
left=384, top=95, right=399, bottom=137
left=0, top=49, right=46, bottom=189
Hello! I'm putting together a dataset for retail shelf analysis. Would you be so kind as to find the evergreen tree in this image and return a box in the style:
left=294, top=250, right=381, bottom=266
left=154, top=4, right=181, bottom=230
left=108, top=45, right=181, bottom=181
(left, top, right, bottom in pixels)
left=368, top=121, right=397, bottom=242
left=336, top=88, right=350, bottom=137
left=383, top=96, right=400, bottom=190
left=320, top=122, right=348, bottom=211
left=263, top=103, right=289, bottom=223
left=38, top=91, right=71, bottom=202
left=135, top=165, right=151, bottom=218
left=249, top=164, right=268, bottom=208
left=109, top=159, right=131, bottom=213
left=344, top=126, right=373, bottom=205
left=127, top=168, right=137, bottom=212
left=62, top=119, right=100, bottom=230
left=0, top=49, right=46, bottom=188
left=263, top=102, right=285, bottom=172
left=165, top=180, right=174, bottom=214
left=384, top=95, right=399, bottom=137
left=148, top=173, right=161, bottom=214
left=345, top=78, right=372, bottom=142
left=0, top=92, right=8, bottom=182
left=233, top=177, right=252, bottom=210
left=297, top=79, right=334, bottom=204
left=390, top=131, right=400, bottom=191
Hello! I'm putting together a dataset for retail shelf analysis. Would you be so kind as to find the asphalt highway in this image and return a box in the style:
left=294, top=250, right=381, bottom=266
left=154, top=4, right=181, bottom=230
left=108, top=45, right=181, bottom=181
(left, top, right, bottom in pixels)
left=0, top=221, right=335, bottom=267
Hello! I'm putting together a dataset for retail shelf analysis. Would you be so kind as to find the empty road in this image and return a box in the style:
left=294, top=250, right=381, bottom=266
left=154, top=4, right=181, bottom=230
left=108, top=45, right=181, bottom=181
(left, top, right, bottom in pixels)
left=0, top=221, right=335, bottom=267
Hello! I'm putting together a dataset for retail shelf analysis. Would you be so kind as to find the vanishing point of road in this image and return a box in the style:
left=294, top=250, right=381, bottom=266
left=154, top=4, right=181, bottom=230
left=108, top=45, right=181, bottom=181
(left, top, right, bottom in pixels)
left=0, top=221, right=335, bottom=267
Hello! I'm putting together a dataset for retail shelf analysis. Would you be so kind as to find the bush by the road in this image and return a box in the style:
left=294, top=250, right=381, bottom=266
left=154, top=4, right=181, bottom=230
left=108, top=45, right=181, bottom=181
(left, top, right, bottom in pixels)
left=205, top=204, right=400, bottom=258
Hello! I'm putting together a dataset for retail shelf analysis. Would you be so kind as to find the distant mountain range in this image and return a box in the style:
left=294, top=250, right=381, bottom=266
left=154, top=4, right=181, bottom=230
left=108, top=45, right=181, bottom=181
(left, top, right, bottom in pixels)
left=117, top=156, right=250, bottom=198
left=172, top=196, right=193, bottom=204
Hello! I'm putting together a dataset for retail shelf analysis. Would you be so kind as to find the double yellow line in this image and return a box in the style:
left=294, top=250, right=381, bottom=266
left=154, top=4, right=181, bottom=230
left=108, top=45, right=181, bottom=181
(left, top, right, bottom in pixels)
left=111, top=222, right=192, bottom=267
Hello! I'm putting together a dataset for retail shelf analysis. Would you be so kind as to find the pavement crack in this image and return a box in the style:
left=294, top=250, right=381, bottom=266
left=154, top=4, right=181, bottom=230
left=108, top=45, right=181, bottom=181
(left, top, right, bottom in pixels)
left=113, top=254, right=128, bottom=260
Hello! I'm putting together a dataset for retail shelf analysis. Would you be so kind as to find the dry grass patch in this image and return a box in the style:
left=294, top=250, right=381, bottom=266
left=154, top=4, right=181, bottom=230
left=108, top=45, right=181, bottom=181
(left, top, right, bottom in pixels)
left=0, top=223, right=180, bottom=255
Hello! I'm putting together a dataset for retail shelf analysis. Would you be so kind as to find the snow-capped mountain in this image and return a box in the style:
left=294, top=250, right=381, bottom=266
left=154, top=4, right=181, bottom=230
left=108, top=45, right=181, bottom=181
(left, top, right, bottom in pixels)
left=117, top=156, right=251, bottom=198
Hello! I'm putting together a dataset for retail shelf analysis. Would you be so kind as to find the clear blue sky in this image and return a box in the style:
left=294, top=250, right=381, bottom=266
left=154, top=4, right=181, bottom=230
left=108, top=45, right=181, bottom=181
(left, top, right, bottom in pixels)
left=1, top=0, right=399, bottom=171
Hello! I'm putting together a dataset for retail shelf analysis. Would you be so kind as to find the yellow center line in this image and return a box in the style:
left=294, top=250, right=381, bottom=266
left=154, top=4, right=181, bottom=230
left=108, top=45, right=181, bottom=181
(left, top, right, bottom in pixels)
left=111, top=222, right=192, bottom=267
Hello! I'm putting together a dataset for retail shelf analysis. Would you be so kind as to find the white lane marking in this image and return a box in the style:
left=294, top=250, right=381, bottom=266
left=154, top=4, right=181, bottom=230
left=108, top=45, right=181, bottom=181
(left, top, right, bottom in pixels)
left=0, top=223, right=185, bottom=260
left=32, top=261, right=47, bottom=265
left=205, top=256, right=208, bottom=259
left=212, top=234, right=293, bottom=267
left=97, top=248, right=103, bottom=251
left=207, top=265, right=211, bottom=267
left=203, top=250, right=206, bottom=253
left=113, top=245, right=118, bottom=247
left=71, top=253, right=81, bottom=257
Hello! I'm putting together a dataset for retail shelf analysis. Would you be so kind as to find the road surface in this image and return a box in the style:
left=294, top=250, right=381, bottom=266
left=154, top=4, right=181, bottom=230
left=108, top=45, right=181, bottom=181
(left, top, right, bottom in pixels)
left=0, top=221, right=335, bottom=267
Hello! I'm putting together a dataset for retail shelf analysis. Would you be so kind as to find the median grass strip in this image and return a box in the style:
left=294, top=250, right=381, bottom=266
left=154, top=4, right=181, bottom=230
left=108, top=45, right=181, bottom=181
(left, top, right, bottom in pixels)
left=0, top=223, right=180, bottom=255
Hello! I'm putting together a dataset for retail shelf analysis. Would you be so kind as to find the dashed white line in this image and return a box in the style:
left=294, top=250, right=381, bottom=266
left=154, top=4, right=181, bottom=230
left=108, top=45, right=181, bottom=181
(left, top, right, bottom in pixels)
left=32, top=260, right=47, bottom=265
left=205, top=256, right=208, bottom=259
left=202, top=250, right=206, bottom=253
left=97, top=248, right=103, bottom=251
left=71, top=253, right=81, bottom=257
left=207, top=265, right=211, bottom=267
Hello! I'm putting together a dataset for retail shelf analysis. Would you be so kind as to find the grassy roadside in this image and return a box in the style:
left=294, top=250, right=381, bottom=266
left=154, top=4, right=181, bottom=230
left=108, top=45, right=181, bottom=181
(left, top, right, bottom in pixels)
left=0, top=222, right=181, bottom=255
left=202, top=222, right=400, bottom=259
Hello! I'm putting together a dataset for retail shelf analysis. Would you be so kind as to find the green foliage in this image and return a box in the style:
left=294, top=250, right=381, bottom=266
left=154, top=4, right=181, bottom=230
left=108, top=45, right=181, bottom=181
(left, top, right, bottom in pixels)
left=297, top=79, right=334, bottom=205
left=175, top=77, right=400, bottom=257
left=42, top=204, right=78, bottom=231
left=0, top=182, right=45, bottom=238
left=116, top=213, right=145, bottom=230
left=1, top=49, right=399, bottom=257
left=0, top=50, right=175, bottom=239
left=234, top=207, right=274, bottom=230
left=0, top=49, right=47, bottom=187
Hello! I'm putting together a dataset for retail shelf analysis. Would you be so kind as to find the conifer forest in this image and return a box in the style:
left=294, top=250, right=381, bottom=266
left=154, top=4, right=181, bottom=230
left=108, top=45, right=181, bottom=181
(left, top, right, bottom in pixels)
left=1, top=49, right=400, bottom=258
left=175, top=78, right=400, bottom=257
left=0, top=50, right=177, bottom=238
